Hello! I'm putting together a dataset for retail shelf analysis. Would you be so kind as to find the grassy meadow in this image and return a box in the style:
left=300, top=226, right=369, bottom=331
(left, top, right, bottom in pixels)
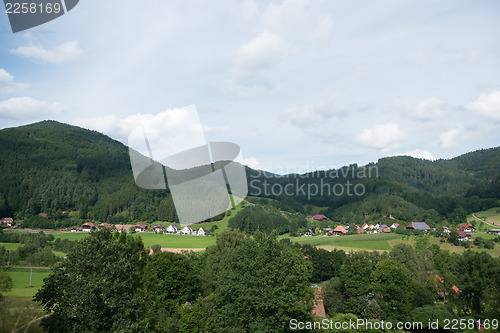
left=4, top=268, right=52, bottom=297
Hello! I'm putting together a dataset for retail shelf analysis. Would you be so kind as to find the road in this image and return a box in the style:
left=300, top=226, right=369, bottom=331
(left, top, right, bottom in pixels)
left=472, top=213, right=495, bottom=227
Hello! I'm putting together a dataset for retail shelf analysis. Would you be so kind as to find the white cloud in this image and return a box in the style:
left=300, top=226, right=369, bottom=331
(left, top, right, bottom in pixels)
left=357, top=123, right=405, bottom=152
left=283, top=103, right=348, bottom=128
left=234, top=32, right=290, bottom=79
left=467, top=90, right=500, bottom=122
left=400, top=149, right=436, bottom=161
left=10, top=41, right=83, bottom=64
left=0, top=69, right=29, bottom=93
left=414, top=98, right=446, bottom=121
left=75, top=106, right=208, bottom=160
left=241, top=156, right=263, bottom=170
left=0, top=97, right=65, bottom=119
left=439, top=127, right=462, bottom=148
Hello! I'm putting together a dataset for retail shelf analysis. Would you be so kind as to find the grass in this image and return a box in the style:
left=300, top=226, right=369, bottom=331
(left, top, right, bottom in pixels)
left=138, top=233, right=216, bottom=248
left=4, top=268, right=52, bottom=297
left=0, top=296, right=45, bottom=332
left=468, top=207, right=500, bottom=228
left=0, top=242, right=23, bottom=251
left=289, top=233, right=403, bottom=251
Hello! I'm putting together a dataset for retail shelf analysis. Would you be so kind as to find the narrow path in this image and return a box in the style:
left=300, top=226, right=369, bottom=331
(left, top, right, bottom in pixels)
left=472, top=213, right=495, bottom=227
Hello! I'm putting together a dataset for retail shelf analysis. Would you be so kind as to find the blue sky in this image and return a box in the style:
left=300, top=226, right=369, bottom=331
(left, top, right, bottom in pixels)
left=0, top=0, right=499, bottom=174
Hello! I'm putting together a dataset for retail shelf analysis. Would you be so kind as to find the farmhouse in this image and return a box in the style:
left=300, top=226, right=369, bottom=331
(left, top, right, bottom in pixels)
left=331, top=225, right=348, bottom=236
left=82, top=222, right=95, bottom=232
left=197, top=227, right=207, bottom=236
left=1, top=217, right=14, bottom=227
left=98, top=223, right=114, bottom=230
left=457, top=230, right=472, bottom=241
left=312, top=214, right=328, bottom=221
left=390, top=223, right=399, bottom=229
left=362, top=223, right=369, bottom=229
left=459, top=223, right=475, bottom=233
left=152, top=223, right=165, bottom=233
left=135, top=223, right=148, bottom=233
left=181, top=225, right=195, bottom=235
left=406, top=222, right=431, bottom=231
left=488, top=229, right=500, bottom=235
left=166, top=224, right=179, bottom=233
left=443, top=226, right=450, bottom=234
left=356, top=227, right=365, bottom=234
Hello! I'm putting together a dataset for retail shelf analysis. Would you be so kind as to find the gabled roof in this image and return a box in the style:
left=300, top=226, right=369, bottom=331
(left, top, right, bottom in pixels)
left=152, top=223, right=165, bottom=228
left=457, top=230, right=471, bottom=238
left=83, top=222, right=95, bottom=227
left=313, top=214, right=327, bottom=220
left=333, top=225, right=348, bottom=234
left=135, top=223, right=148, bottom=228
left=406, top=222, right=431, bottom=230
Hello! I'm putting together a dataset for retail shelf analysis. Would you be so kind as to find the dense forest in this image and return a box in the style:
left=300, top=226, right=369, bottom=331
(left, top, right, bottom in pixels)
left=0, top=121, right=499, bottom=228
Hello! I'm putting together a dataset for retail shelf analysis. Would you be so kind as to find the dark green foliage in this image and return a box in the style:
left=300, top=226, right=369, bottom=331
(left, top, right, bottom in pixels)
left=228, top=205, right=291, bottom=234
left=34, top=230, right=148, bottom=332
left=143, top=251, right=200, bottom=332
left=208, top=231, right=314, bottom=332
left=296, top=244, right=345, bottom=283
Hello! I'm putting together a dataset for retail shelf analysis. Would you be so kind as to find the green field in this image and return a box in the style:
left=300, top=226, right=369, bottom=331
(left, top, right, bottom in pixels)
left=469, top=207, right=500, bottom=228
left=4, top=268, right=52, bottom=297
left=290, top=233, right=404, bottom=251
left=139, top=233, right=216, bottom=248
left=0, top=242, right=23, bottom=251
left=53, top=231, right=216, bottom=249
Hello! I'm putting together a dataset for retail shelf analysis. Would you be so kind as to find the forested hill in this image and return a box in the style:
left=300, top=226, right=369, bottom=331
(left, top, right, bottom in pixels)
left=0, top=120, right=499, bottom=227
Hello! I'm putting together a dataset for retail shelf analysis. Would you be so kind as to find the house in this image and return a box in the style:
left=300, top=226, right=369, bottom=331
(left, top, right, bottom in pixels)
left=82, top=222, right=95, bottom=232
left=312, top=214, right=328, bottom=221
left=181, top=225, right=195, bottom=235
left=98, top=223, right=114, bottom=230
left=368, top=224, right=375, bottom=229
left=166, top=224, right=179, bottom=233
left=390, top=223, right=399, bottom=229
left=197, top=227, right=207, bottom=236
left=488, top=229, right=500, bottom=235
left=406, top=222, right=431, bottom=231
left=457, top=230, right=472, bottom=241
left=379, top=227, right=391, bottom=233
left=135, top=223, right=148, bottom=233
left=362, top=223, right=369, bottom=229
left=434, top=274, right=461, bottom=300
left=70, top=227, right=81, bottom=232
left=443, top=226, right=450, bottom=234
left=304, top=229, right=314, bottom=237
left=152, top=223, right=165, bottom=233
left=306, top=215, right=313, bottom=219
left=357, top=227, right=365, bottom=234
left=321, top=228, right=333, bottom=233
left=459, top=223, right=475, bottom=233
left=1, top=217, right=14, bottom=227
left=331, top=225, right=348, bottom=235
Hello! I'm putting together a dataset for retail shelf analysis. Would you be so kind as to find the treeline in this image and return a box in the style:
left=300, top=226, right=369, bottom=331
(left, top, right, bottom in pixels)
left=25, top=230, right=500, bottom=332
left=0, top=231, right=76, bottom=266
left=33, top=230, right=313, bottom=332
left=228, top=205, right=308, bottom=236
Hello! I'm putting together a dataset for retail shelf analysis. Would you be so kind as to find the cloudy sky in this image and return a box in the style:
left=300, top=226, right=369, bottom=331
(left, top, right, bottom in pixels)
left=1, top=0, right=499, bottom=174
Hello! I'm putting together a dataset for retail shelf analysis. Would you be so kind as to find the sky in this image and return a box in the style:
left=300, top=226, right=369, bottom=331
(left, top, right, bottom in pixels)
left=0, top=0, right=499, bottom=174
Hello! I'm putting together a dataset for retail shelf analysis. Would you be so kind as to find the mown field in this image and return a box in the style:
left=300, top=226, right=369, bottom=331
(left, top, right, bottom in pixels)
left=4, top=268, right=52, bottom=297
left=289, top=233, right=403, bottom=251
left=468, top=206, right=500, bottom=228
left=0, top=242, right=23, bottom=251
left=54, top=232, right=216, bottom=249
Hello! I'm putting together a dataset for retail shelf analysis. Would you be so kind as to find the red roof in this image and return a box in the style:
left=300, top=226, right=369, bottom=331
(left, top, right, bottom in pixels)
left=332, top=225, right=348, bottom=234
left=83, top=222, right=95, bottom=228
left=313, top=214, right=327, bottom=220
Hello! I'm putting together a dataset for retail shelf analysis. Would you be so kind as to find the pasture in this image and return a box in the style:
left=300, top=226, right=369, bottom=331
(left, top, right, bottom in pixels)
left=4, top=268, right=52, bottom=297
left=290, top=233, right=403, bottom=251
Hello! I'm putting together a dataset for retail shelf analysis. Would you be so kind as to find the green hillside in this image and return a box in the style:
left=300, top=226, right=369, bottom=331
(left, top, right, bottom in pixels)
left=0, top=121, right=499, bottom=230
